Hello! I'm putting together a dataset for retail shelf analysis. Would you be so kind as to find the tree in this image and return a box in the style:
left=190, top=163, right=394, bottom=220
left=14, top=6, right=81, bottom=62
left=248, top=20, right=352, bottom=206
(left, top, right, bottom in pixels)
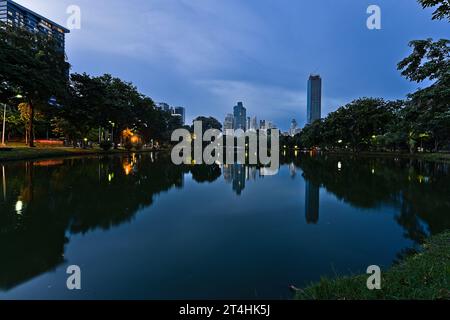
left=0, top=23, right=70, bottom=147
left=398, top=39, right=450, bottom=82
left=418, top=0, right=450, bottom=21
left=192, top=116, right=222, bottom=133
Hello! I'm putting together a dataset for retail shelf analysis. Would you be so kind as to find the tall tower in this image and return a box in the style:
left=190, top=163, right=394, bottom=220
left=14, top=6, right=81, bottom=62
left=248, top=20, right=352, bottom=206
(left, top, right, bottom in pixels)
left=307, top=75, right=322, bottom=124
left=233, top=102, right=246, bottom=131
left=174, top=107, right=185, bottom=125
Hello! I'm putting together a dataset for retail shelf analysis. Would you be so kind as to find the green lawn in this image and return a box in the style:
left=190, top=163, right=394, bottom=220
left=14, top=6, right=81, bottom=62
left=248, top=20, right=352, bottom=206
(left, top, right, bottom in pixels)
left=295, top=231, right=450, bottom=300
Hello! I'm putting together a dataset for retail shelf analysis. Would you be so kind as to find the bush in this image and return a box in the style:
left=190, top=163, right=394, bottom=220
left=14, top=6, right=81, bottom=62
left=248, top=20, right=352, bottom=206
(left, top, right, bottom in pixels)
left=134, top=142, right=143, bottom=151
left=124, top=141, right=133, bottom=151
left=99, top=140, right=113, bottom=151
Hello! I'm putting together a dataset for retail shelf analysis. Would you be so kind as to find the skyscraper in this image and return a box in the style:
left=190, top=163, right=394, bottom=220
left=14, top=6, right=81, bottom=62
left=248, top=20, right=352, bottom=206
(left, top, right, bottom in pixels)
left=0, top=0, right=69, bottom=51
left=158, top=102, right=171, bottom=113
left=307, top=74, right=322, bottom=124
left=260, top=120, right=266, bottom=130
left=251, top=116, right=258, bottom=131
left=290, top=119, right=299, bottom=136
left=223, top=113, right=234, bottom=135
left=233, top=102, right=246, bottom=131
left=246, top=117, right=251, bottom=131
left=174, top=107, right=185, bottom=125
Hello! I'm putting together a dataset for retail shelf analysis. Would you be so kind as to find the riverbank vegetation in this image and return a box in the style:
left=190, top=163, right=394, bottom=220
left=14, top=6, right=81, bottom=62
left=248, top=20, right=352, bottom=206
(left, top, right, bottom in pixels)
left=282, top=1, right=449, bottom=154
left=295, top=231, right=450, bottom=300
left=0, top=23, right=188, bottom=149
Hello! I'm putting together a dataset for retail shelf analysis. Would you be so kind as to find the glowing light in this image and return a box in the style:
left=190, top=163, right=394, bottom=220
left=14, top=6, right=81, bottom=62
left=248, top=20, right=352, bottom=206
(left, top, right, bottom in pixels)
left=15, top=200, right=23, bottom=215
left=338, top=162, right=342, bottom=170
left=372, top=168, right=375, bottom=174
left=108, top=173, right=114, bottom=182
left=124, top=164, right=132, bottom=175
left=338, top=140, right=343, bottom=144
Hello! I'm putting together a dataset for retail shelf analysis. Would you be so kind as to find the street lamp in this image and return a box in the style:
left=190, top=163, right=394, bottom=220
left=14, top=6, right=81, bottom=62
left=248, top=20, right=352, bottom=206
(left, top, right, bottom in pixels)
left=2, top=94, right=23, bottom=146
left=108, top=121, right=115, bottom=145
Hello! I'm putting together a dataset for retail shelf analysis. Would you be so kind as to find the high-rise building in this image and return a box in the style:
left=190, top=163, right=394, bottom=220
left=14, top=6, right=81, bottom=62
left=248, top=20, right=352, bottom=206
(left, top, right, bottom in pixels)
left=246, top=117, right=251, bottom=131
left=174, top=107, right=185, bottom=125
left=0, top=0, right=69, bottom=51
left=233, top=102, right=246, bottom=131
left=290, top=119, right=298, bottom=136
left=158, top=102, right=171, bottom=113
left=251, top=116, right=258, bottom=131
left=307, top=74, right=322, bottom=124
left=260, top=120, right=266, bottom=130
left=223, top=113, right=234, bottom=135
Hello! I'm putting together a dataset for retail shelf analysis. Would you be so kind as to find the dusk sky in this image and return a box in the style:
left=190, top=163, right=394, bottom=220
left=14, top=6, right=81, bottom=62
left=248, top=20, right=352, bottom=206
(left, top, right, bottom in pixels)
left=14, top=0, right=448, bottom=130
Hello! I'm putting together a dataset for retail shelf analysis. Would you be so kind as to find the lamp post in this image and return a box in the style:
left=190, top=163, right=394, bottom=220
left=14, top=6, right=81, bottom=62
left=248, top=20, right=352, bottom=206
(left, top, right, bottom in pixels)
left=108, top=121, right=115, bottom=146
left=1, top=94, right=23, bottom=146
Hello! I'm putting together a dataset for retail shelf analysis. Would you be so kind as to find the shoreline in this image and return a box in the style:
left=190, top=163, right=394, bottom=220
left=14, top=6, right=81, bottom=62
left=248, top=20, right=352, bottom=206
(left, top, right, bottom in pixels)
left=294, top=231, right=450, bottom=300
left=0, top=146, right=167, bottom=163
left=2, top=147, right=450, bottom=163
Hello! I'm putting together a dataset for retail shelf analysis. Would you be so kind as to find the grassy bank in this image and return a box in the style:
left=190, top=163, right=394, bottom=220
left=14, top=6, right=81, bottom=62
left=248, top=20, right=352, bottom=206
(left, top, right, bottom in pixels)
left=295, top=231, right=450, bottom=300
left=0, top=144, right=160, bottom=162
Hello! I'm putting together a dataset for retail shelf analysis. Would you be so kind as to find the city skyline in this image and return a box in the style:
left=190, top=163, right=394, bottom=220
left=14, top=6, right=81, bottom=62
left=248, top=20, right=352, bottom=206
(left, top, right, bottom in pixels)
left=8, top=0, right=448, bottom=130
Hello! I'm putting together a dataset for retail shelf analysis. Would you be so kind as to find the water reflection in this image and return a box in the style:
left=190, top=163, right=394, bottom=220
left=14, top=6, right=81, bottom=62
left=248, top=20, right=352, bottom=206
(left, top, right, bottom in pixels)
left=0, top=152, right=449, bottom=296
left=305, top=181, right=319, bottom=224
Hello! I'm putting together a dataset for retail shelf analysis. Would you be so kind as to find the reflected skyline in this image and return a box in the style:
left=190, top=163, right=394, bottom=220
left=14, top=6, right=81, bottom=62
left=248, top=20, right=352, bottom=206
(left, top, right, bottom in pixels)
left=1, top=153, right=450, bottom=298
left=305, top=181, right=320, bottom=224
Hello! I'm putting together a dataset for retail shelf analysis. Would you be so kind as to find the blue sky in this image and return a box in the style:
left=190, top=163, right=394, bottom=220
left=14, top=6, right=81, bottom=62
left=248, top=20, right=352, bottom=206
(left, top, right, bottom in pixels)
left=15, top=0, right=448, bottom=129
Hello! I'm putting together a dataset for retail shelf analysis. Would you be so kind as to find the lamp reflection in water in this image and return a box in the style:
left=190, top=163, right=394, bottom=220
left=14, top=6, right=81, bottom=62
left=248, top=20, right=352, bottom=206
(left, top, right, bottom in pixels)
left=2, top=164, right=5, bottom=201
left=123, top=154, right=138, bottom=176
left=15, top=199, right=23, bottom=215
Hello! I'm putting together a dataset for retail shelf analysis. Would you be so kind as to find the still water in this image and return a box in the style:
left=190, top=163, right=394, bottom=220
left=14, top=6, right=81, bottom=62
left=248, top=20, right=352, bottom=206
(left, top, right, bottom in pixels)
left=0, top=152, right=449, bottom=299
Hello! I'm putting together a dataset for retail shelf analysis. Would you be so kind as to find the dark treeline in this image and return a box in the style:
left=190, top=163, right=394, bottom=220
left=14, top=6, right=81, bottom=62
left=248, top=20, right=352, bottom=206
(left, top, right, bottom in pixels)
left=0, top=23, right=185, bottom=149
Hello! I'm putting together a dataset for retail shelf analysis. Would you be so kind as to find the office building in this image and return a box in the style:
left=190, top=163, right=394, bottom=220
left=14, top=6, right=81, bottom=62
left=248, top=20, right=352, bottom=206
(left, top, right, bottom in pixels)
left=0, top=0, right=69, bottom=51
left=250, top=116, right=258, bottom=131
left=307, top=74, right=322, bottom=124
left=233, top=102, right=246, bottom=131
left=158, top=102, right=171, bottom=113
left=174, top=107, right=185, bottom=125
left=290, top=119, right=300, bottom=136
left=260, top=120, right=266, bottom=130
left=223, top=113, right=234, bottom=135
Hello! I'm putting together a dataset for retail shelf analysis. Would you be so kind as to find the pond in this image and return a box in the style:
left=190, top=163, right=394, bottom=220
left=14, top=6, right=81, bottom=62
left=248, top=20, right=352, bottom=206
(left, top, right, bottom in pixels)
left=0, top=152, right=449, bottom=299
